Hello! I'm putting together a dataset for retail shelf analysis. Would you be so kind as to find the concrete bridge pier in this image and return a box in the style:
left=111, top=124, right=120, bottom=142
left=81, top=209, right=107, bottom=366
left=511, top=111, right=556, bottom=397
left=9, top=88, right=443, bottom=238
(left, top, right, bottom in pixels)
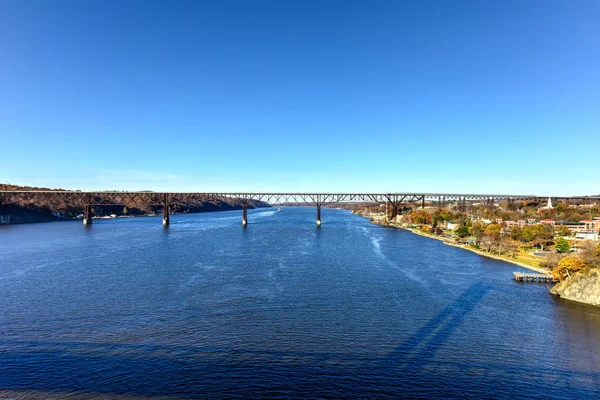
left=316, top=204, right=322, bottom=227
left=162, top=194, right=170, bottom=226
left=242, top=205, right=248, bottom=226
left=83, top=204, right=93, bottom=225
left=162, top=205, right=170, bottom=226
left=389, top=200, right=400, bottom=222
left=0, top=201, right=8, bottom=224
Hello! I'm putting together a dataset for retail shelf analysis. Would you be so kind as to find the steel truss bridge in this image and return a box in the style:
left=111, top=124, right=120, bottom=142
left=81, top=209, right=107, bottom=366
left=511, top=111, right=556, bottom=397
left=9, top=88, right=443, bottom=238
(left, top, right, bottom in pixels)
left=0, top=191, right=597, bottom=227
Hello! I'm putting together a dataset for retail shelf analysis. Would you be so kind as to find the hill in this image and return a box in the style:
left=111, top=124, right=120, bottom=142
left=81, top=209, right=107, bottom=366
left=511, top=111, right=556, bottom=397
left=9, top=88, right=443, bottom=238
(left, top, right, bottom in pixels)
left=0, top=184, right=270, bottom=224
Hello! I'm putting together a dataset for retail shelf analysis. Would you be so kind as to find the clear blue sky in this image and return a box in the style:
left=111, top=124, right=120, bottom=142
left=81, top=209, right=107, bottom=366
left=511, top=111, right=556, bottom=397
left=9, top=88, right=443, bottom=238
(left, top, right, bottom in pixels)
left=1, top=0, right=598, bottom=195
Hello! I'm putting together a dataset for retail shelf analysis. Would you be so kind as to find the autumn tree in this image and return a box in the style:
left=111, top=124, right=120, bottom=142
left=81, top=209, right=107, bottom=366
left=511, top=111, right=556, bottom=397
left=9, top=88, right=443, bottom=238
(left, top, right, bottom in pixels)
left=510, top=226, right=522, bottom=241
left=471, top=222, right=486, bottom=241
left=541, top=253, right=563, bottom=270
left=409, top=209, right=431, bottom=225
left=555, top=225, right=571, bottom=237
left=502, top=239, right=519, bottom=257
left=481, top=236, right=494, bottom=252
left=580, top=242, right=600, bottom=269
left=552, top=256, right=586, bottom=281
left=484, top=223, right=502, bottom=241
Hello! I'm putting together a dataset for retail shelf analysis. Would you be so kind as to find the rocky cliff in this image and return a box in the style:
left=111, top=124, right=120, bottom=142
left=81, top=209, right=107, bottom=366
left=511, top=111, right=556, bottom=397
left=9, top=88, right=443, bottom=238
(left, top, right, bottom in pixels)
left=550, top=268, right=600, bottom=307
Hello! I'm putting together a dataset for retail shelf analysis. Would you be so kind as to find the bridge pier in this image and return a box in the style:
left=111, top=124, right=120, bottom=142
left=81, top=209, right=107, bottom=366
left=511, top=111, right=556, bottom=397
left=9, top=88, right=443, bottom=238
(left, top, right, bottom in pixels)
left=162, top=204, right=170, bottom=226
left=316, top=205, right=322, bottom=227
left=162, top=194, right=171, bottom=226
left=391, top=200, right=402, bottom=222
left=83, top=204, right=93, bottom=225
left=242, top=205, right=248, bottom=226
left=0, top=202, right=7, bottom=224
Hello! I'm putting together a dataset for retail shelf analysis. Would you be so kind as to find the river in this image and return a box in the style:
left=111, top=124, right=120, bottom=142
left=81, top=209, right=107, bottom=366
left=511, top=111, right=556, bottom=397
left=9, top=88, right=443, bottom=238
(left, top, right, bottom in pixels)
left=1, top=207, right=599, bottom=399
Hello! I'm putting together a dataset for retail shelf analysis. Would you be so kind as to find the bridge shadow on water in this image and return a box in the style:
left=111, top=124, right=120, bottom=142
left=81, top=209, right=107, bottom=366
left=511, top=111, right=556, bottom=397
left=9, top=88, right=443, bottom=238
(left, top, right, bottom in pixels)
left=376, top=281, right=491, bottom=373
left=0, top=281, right=598, bottom=398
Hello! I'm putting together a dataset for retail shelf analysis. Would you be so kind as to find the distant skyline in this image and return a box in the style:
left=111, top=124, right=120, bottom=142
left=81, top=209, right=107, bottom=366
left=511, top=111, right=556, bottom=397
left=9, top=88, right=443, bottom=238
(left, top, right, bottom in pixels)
left=1, top=1, right=599, bottom=196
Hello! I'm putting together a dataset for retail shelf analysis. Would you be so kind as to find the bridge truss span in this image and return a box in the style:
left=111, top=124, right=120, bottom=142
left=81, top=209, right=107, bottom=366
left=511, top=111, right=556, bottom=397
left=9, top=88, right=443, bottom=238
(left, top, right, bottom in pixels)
left=0, top=190, right=597, bottom=227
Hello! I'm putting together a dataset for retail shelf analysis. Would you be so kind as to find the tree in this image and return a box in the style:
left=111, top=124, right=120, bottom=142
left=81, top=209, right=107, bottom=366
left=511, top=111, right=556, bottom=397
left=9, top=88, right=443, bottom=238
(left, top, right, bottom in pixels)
left=580, top=242, right=600, bottom=269
left=510, top=226, right=522, bottom=241
left=552, top=255, right=585, bottom=281
left=520, top=225, right=537, bottom=242
left=471, top=222, right=486, bottom=241
left=456, top=225, right=470, bottom=238
left=532, top=224, right=554, bottom=250
left=541, top=253, right=563, bottom=270
left=484, top=223, right=502, bottom=240
left=555, top=238, right=571, bottom=253
left=556, top=225, right=571, bottom=237
left=503, top=239, right=519, bottom=257
left=481, top=235, right=494, bottom=252
left=409, top=209, right=431, bottom=225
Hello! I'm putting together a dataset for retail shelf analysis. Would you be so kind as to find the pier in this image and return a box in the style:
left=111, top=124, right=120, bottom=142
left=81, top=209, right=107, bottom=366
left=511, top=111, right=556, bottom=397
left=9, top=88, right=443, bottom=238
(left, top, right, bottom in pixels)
left=513, top=272, right=554, bottom=283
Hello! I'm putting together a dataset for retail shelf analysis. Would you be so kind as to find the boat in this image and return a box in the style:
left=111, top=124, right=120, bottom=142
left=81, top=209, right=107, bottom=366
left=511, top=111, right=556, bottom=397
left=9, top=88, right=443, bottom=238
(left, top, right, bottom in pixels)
left=277, top=208, right=282, bottom=212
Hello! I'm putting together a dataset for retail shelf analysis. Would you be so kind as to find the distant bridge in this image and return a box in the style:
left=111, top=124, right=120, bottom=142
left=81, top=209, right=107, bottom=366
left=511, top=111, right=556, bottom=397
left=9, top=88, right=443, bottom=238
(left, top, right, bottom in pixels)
left=0, top=191, right=597, bottom=227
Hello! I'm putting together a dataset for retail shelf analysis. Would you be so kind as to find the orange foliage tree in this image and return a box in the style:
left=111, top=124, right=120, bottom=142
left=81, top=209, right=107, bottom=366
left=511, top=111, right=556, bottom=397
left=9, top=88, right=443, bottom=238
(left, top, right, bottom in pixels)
left=552, top=256, right=586, bottom=281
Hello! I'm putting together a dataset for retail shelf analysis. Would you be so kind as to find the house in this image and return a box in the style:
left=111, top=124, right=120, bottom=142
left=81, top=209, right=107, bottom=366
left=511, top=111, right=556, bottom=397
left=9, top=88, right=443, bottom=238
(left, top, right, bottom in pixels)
left=503, top=220, right=527, bottom=232
left=447, top=222, right=460, bottom=231
left=581, top=220, right=600, bottom=232
left=576, top=231, right=599, bottom=241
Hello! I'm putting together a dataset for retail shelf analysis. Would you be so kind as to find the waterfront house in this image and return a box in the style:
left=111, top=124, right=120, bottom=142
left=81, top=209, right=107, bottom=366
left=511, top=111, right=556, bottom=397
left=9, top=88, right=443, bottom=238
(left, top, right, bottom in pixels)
left=447, top=222, right=460, bottom=231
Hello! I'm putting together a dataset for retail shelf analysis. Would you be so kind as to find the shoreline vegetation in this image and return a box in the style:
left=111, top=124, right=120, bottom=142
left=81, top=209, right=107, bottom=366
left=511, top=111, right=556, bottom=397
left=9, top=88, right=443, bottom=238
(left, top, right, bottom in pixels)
left=354, top=209, right=600, bottom=308
left=366, top=214, right=551, bottom=274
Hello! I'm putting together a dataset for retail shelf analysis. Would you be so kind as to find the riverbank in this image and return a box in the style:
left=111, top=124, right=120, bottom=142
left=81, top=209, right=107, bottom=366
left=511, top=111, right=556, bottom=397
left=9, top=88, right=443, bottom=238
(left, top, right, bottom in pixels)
left=407, top=225, right=551, bottom=273
left=358, top=212, right=551, bottom=275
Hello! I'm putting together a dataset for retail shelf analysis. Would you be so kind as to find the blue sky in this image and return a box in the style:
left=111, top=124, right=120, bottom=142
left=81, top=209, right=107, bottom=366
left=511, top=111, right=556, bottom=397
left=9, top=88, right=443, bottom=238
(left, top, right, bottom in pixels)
left=1, top=0, right=599, bottom=196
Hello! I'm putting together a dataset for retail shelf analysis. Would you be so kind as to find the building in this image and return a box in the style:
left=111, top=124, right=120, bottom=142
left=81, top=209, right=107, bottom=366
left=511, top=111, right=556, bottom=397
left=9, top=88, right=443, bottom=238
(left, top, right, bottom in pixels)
left=447, top=222, right=460, bottom=231
left=581, top=219, right=600, bottom=232
left=503, top=220, right=527, bottom=231
left=576, top=231, right=599, bottom=241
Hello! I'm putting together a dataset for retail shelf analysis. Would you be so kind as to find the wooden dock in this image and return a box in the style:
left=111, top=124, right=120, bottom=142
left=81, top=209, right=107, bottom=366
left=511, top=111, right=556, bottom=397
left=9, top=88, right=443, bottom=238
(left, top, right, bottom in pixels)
left=513, top=272, right=554, bottom=283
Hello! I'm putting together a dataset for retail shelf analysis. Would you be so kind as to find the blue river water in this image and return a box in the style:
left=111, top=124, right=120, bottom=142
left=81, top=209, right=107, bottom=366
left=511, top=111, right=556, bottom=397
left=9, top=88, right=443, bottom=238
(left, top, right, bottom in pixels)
left=1, top=207, right=599, bottom=399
